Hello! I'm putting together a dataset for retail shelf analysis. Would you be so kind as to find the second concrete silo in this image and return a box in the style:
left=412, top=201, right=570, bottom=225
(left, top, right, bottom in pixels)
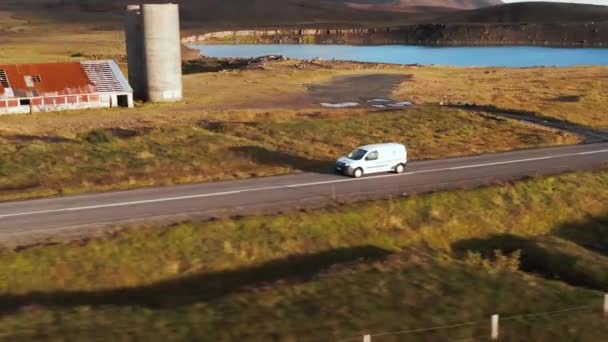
left=125, top=4, right=145, bottom=100
left=125, top=3, right=183, bottom=102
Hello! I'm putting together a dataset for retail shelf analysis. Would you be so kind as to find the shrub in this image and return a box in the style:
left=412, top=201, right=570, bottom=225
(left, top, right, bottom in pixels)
left=83, top=129, right=114, bottom=144
left=465, top=250, right=522, bottom=274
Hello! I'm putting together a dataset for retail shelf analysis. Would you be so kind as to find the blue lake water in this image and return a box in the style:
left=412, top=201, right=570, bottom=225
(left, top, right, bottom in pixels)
left=193, top=44, right=608, bottom=67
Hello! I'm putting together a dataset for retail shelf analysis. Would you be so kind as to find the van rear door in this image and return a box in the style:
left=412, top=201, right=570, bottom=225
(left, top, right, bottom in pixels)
left=388, top=147, right=403, bottom=170
left=382, top=147, right=400, bottom=171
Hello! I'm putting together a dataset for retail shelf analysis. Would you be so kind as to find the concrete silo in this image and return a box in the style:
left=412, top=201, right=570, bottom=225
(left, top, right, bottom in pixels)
left=125, top=3, right=183, bottom=102
left=125, top=4, right=145, bottom=101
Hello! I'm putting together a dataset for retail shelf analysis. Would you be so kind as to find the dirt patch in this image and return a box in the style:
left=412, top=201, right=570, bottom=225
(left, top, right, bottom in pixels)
left=183, top=55, right=285, bottom=74
left=307, top=74, right=412, bottom=104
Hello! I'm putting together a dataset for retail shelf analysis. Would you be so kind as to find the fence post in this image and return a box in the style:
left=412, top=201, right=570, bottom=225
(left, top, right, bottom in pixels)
left=363, top=334, right=371, bottom=342
left=491, top=314, right=499, bottom=340
left=604, top=294, right=608, bottom=317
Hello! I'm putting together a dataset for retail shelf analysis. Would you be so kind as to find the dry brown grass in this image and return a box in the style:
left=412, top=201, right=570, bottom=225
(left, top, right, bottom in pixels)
left=397, top=66, right=608, bottom=128
left=0, top=13, right=602, bottom=201
left=0, top=106, right=576, bottom=201
left=2, top=60, right=605, bottom=133
left=1, top=8, right=605, bottom=129
left=0, top=13, right=124, bottom=64
left=0, top=9, right=607, bottom=339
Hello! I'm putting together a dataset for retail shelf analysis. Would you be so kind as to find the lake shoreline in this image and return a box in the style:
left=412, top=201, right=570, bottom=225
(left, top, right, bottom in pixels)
left=183, top=23, right=608, bottom=48
left=191, top=45, right=608, bottom=68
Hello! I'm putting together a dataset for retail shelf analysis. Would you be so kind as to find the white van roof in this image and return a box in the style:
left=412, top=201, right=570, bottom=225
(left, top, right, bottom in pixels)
left=358, top=143, right=405, bottom=150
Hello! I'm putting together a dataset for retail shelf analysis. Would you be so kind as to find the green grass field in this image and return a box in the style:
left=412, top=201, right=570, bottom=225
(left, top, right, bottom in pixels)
left=0, top=170, right=607, bottom=340
left=1, top=12, right=605, bottom=201
left=1, top=4, right=607, bottom=341
left=0, top=107, right=576, bottom=201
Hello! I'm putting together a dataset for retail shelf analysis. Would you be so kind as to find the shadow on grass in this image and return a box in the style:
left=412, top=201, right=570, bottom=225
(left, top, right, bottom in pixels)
left=452, top=234, right=607, bottom=291
left=551, top=95, right=582, bottom=103
left=229, top=145, right=335, bottom=174
left=107, top=127, right=151, bottom=139
left=0, top=181, right=42, bottom=192
left=447, top=104, right=608, bottom=143
left=554, top=216, right=608, bottom=257
left=0, top=245, right=390, bottom=314
left=2, top=134, right=76, bottom=144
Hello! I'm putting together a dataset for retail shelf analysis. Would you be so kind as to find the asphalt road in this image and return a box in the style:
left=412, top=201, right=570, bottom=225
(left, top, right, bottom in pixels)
left=1, top=142, right=608, bottom=241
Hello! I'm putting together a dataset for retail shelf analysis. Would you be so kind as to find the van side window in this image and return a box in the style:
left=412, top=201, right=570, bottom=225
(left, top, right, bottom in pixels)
left=366, top=151, right=379, bottom=161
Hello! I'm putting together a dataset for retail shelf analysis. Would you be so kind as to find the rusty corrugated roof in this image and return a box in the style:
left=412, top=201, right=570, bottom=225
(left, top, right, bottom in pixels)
left=0, top=62, right=96, bottom=98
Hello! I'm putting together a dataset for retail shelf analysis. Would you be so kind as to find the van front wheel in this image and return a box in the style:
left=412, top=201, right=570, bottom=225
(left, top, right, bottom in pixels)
left=353, top=168, right=363, bottom=178
left=395, top=164, right=405, bottom=174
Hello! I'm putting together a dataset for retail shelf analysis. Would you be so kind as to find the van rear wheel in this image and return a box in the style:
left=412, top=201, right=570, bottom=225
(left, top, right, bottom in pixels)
left=395, top=164, right=405, bottom=174
left=353, top=168, right=363, bottom=178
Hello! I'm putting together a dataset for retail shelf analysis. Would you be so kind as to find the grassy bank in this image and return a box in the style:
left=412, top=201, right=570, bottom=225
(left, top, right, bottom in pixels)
left=1, top=5, right=607, bottom=341
left=1, top=9, right=606, bottom=205
left=0, top=12, right=124, bottom=64
left=398, top=66, right=608, bottom=128
left=1, top=60, right=605, bottom=133
left=1, top=254, right=605, bottom=341
left=0, top=107, right=575, bottom=201
left=0, top=170, right=607, bottom=340
left=1, top=14, right=606, bottom=130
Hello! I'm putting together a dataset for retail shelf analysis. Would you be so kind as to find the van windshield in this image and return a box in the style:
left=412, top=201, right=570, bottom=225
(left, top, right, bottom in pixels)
left=348, top=149, right=368, bottom=161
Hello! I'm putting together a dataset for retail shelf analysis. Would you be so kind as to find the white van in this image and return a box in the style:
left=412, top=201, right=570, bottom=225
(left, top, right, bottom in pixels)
left=335, top=143, right=408, bottom=178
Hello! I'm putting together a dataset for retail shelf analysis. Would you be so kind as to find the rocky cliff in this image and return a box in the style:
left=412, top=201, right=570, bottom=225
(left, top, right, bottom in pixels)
left=183, top=23, right=608, bottom=47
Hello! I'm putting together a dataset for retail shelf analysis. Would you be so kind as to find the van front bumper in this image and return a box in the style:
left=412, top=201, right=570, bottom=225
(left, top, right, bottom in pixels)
left=335, top=163, right=353, bottom=175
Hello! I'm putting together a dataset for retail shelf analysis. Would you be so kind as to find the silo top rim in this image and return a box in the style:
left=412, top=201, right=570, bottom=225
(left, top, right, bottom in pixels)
left=141, top=3, right=179, bottom=8
left=127, top=3, right=178, bottom=10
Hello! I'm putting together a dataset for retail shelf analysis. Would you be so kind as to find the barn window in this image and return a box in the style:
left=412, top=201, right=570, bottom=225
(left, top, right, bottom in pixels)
left=19, top=99, right=31, bottom=106
left=24, top=76, right=34, bottom=88
left=0, top=69, right=9, bottom=88
left=23, top=75, right=42, bottom=87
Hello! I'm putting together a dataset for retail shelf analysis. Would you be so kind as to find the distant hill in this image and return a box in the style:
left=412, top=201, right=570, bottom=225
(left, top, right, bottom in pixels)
left=438, top=2, right=608, bottom=23
left=5, top=0, right=415, bottom=28
left=30, top=0, right=502, bottom=13
left=3, top=0, right=607, bottom=29
left=340, top=0, right=503, bottom=12
left=9, top=0, right=503, bottom=26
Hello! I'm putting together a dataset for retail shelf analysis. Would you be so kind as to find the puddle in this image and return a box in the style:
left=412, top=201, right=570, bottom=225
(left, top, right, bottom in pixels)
left=319, top=99, right=412, bottom=109
left=388, top=101, right=413, bottom=107
left=320, top=102, right=360, bottom=108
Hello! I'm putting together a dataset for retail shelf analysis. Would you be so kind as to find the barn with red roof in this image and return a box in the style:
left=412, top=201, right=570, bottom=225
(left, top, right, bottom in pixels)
left=0, top=60, right=133, bottom=115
